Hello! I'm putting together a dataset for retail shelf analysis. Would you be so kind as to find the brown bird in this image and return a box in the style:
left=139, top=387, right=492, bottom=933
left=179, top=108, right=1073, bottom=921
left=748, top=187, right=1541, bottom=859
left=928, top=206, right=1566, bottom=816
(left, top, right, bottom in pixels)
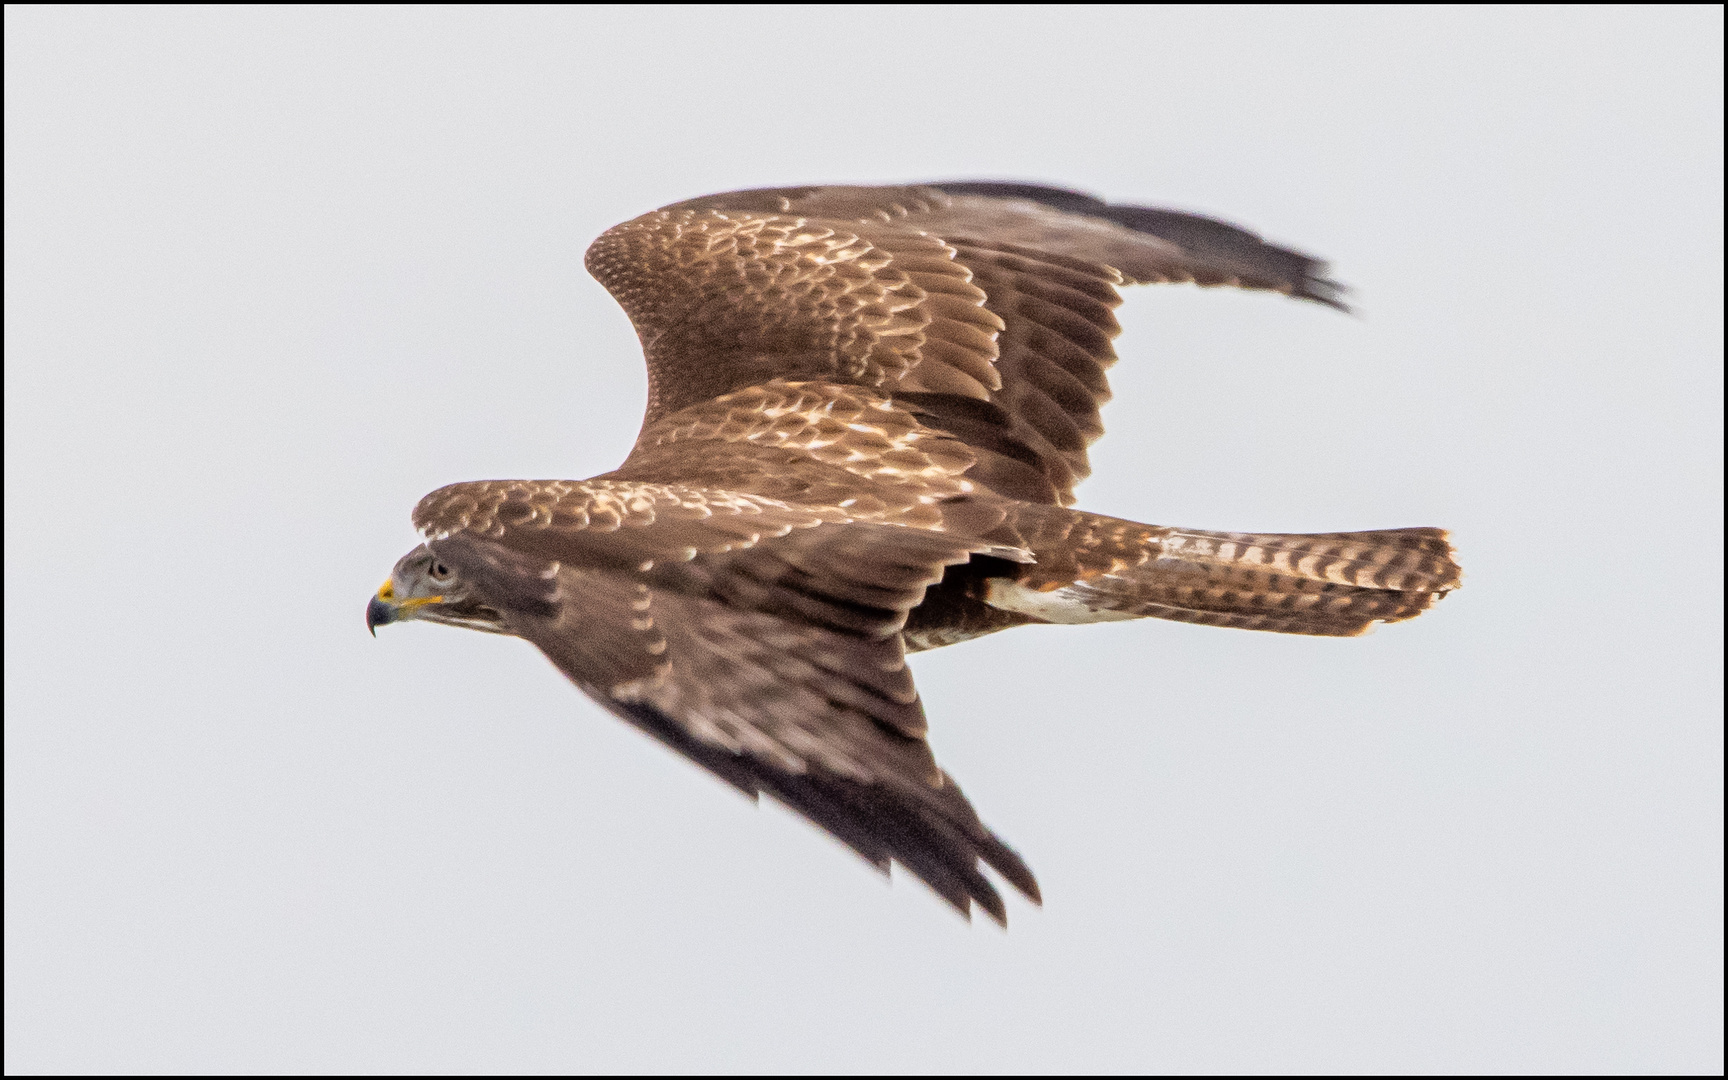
left=367, top=182, right=1461, bottom=924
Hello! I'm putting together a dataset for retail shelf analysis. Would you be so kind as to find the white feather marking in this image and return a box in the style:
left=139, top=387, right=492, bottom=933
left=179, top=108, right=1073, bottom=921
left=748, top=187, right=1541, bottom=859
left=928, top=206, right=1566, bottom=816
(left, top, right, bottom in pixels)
left=984, top=579, right=1138, bottom=624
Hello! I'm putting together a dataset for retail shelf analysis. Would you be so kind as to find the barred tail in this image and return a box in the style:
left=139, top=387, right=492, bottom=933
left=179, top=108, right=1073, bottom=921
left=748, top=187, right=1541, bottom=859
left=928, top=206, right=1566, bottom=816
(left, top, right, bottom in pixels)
left=984, top=511, right=1461, bottom=638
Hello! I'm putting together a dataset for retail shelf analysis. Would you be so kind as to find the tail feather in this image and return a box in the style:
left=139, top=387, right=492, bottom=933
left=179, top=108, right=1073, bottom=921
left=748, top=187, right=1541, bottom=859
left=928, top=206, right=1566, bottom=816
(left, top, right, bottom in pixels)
left=984, top=511, right=1460, bottom=638
left=1160, top=527, right=1462, bottom=593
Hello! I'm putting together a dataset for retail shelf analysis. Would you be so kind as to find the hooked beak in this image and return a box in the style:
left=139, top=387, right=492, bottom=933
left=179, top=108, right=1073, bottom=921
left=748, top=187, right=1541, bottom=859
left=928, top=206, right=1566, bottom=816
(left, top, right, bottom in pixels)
left=366, top=594, right=395, bottom=636
left=367, top=580, right=444, bottom=636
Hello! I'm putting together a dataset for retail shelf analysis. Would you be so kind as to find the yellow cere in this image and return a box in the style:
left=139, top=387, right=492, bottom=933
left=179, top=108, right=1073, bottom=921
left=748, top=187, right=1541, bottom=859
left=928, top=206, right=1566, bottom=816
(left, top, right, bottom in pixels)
left=375, top=580, right=440, bottom=608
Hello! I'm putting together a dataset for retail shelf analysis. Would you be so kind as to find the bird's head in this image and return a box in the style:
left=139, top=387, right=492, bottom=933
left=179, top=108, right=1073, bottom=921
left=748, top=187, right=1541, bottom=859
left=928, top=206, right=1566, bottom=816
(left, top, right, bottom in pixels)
left=367, top=545, right=510, bottom=636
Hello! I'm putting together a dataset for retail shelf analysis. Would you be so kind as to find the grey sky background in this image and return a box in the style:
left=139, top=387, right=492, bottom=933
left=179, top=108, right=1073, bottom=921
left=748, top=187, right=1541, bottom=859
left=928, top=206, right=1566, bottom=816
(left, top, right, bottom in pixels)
left=6, top=6, right=1721, bottom=1073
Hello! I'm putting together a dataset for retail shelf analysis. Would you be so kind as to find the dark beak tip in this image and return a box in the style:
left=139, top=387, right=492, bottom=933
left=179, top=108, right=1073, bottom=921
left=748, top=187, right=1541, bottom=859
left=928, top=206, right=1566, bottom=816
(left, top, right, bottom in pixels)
left=366, top=595, right=393, bottom=636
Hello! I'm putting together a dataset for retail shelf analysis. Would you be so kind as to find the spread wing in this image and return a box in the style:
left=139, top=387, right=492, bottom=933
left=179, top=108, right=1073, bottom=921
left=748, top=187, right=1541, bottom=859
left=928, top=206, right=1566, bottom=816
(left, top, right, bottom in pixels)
left=412, top=479, right=1040, bottom=923
left=587, top=181, right=1345, bottom=506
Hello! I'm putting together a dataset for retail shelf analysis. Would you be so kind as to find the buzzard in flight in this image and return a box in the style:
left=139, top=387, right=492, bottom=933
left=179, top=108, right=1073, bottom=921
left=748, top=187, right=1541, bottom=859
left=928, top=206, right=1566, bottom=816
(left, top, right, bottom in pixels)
left=367, top=183, right=1461, bottom=924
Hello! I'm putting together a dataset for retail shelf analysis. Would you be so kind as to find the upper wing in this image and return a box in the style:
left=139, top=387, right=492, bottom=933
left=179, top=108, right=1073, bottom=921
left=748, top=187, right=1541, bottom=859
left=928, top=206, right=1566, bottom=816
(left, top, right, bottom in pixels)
left=587, top=181, right=1346, bottom=505
left=413, top=479, right=1040, bottom=923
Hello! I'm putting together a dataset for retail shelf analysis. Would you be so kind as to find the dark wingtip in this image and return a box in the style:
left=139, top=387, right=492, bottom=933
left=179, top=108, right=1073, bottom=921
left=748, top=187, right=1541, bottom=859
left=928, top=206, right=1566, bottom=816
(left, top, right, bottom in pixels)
left=975, top=887, right=1008, bottom=928
left=606, top=691, right=1038, bottom=928
left=982, top=837, right=1043, bottom=907
left=927, top=180, right=1111, bottom=216
left=1297, top=273, right=1353, bottom=313
left=929, top=180, right=1353, bottom=314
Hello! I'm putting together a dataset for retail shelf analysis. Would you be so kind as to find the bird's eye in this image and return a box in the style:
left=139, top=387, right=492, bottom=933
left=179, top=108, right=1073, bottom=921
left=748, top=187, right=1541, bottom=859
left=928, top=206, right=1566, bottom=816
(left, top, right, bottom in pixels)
left=429, top=562, right=450, bottom=580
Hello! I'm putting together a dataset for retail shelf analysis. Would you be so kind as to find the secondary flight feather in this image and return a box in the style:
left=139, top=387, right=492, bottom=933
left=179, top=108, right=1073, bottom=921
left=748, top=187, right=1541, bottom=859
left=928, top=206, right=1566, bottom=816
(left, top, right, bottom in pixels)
left=367, top=182, right=1461, bottom=924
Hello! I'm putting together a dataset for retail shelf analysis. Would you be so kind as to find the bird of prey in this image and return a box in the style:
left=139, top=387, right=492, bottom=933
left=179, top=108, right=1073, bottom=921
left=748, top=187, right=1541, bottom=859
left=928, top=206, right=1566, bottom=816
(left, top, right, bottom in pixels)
left=367, top=182, right=1461, bottom=924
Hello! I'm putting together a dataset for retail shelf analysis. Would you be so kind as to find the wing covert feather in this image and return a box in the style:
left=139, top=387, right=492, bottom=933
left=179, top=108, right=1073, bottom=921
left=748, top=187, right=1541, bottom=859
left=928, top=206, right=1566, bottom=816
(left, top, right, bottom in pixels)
left=585, top=209, right=1003, bottom=424
left=594, top=181, right=1346, bottom=505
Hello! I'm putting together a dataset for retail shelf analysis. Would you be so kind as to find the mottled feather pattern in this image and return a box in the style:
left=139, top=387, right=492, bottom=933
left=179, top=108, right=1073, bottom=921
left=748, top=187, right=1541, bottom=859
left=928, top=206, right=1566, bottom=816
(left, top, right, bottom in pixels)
left=608, top=596, right=916, bottom=778
left=1159, top=527, right=1461, bottom=593
left=621, top=381, right=979, bottom=503
left=586, top=209, right=1002, bottom=422
left=647, top=187, right=1320, bottom=508
left=377, top=181, right=1456, bottom=924
left=413, top=478, right=833, bottom=545
left=988, top=511, right=1458, bottom=637
left=429, top=517, right=1038, bottom=922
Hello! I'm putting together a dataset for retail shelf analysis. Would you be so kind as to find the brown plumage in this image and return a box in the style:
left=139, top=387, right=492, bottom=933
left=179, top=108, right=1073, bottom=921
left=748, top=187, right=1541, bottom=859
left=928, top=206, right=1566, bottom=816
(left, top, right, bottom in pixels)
left=370, top=182, right=1461, bottom=925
